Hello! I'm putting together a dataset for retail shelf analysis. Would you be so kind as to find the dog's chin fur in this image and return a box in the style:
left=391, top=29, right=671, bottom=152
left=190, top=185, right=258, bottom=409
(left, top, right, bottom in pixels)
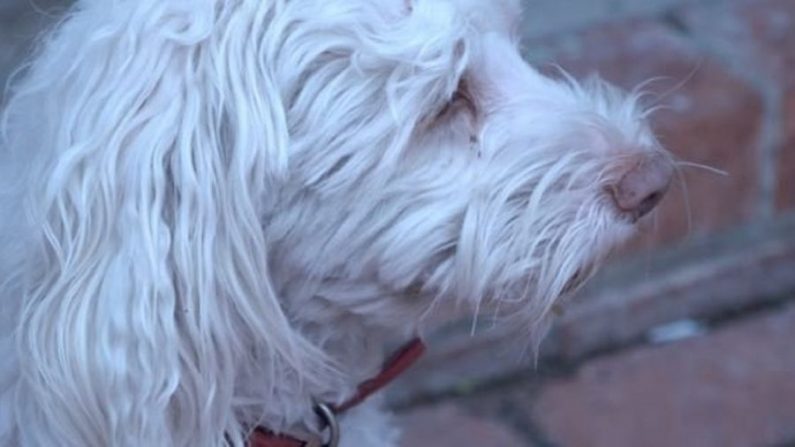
left=0, top=0, right=666, bottom=445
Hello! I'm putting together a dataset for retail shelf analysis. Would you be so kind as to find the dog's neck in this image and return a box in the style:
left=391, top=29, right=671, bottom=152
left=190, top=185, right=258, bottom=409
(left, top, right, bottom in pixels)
left=233, top=278, right=416, bottom=433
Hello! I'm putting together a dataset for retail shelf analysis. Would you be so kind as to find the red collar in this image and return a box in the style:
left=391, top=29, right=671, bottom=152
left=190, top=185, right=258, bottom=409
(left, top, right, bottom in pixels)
left=250, top=338, right=426, bottom=447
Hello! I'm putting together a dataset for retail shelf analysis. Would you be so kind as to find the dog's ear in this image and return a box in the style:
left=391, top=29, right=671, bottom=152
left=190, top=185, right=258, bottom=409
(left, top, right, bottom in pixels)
left=8, top=2, right=338, bottom=445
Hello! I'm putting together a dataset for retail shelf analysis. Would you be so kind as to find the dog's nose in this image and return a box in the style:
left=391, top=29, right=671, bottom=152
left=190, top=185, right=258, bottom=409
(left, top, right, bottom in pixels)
left=609, top=153, right=673, bottom=221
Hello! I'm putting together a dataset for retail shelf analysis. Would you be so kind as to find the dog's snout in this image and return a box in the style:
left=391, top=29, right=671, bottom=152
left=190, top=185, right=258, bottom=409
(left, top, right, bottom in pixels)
left=609, top=153, right=673, bottom=221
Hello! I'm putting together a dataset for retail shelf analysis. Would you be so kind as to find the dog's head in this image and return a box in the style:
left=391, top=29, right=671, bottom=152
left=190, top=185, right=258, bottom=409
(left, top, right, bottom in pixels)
left=5, top=0, right=672, bottom=444
left=264, top=0, right=673, bottom=332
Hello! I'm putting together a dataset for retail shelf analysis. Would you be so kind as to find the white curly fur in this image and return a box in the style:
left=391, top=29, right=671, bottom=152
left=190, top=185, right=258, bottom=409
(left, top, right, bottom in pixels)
left=0, top=0, right=668, bottom=445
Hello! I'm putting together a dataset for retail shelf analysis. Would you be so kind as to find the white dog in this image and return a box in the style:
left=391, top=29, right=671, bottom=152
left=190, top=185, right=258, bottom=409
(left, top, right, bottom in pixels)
left=0, top=0, right=673, bottom=445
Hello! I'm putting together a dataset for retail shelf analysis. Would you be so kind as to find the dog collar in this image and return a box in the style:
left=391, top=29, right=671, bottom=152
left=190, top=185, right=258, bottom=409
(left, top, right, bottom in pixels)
left=250, top=338, right=426, bottom=447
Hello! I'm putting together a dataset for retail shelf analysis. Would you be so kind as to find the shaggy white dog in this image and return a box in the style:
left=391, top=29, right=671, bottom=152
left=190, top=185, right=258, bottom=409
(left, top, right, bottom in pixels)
left=0, top=0, right=673, bottom=445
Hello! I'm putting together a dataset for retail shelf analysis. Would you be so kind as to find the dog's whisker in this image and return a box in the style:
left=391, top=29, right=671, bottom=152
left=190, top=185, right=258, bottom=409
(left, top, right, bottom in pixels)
left=640, top=103, right=674, bottom=118
left=646, top=61, right=704, bottom=108
left=631, top=76, right=671, bottom=95
left=673, top=161, right=695, bottom=238
left=676, top=161, right=729, bottom=176
left=469, top=300, right=482, bottom=337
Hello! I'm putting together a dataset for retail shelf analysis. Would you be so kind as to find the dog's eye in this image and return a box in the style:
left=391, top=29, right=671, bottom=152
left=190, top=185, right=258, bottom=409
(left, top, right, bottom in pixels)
left=450, top=78, right=476, bottom=116
left=434, top=78, right=477, bottom=124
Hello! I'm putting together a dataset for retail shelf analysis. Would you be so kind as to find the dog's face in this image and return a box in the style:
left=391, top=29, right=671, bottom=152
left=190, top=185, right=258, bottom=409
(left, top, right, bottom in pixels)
left=263, top=0, right=673, bottom=333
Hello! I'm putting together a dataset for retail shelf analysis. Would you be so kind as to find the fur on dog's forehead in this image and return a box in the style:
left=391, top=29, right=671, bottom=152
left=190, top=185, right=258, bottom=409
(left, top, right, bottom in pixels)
left=378, top=0, right=521, bottom=37
left=423, top=0, right=521, bottom=35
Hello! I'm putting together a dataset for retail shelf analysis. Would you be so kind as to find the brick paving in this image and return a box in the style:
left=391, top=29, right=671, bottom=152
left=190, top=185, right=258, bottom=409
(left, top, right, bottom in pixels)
left=532, top=304, right=795, bottom=447
left=400, top=302, right=795, bottom=447
left=2, top=1, right=795, bottom=446
left=399, top=404, right=531, bottom=447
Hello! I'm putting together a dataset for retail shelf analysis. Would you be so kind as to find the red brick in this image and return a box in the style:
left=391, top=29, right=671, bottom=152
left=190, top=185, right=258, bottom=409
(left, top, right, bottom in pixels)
left=679, top=0, right=795, bottom=210
left=532, top=304, right=795, bottom=447
left=527, top=21, right=764, bottom=251
left=399, top=404, right=529, bottom=447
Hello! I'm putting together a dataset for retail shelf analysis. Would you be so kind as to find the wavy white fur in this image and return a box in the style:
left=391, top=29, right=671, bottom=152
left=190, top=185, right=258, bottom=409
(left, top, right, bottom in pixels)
left=0, top=0, right=667, bottom=446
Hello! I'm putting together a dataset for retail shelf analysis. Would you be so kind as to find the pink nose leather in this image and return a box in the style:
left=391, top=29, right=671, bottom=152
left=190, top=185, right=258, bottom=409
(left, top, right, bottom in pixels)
left=610, top=153, right=674, bottom=221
